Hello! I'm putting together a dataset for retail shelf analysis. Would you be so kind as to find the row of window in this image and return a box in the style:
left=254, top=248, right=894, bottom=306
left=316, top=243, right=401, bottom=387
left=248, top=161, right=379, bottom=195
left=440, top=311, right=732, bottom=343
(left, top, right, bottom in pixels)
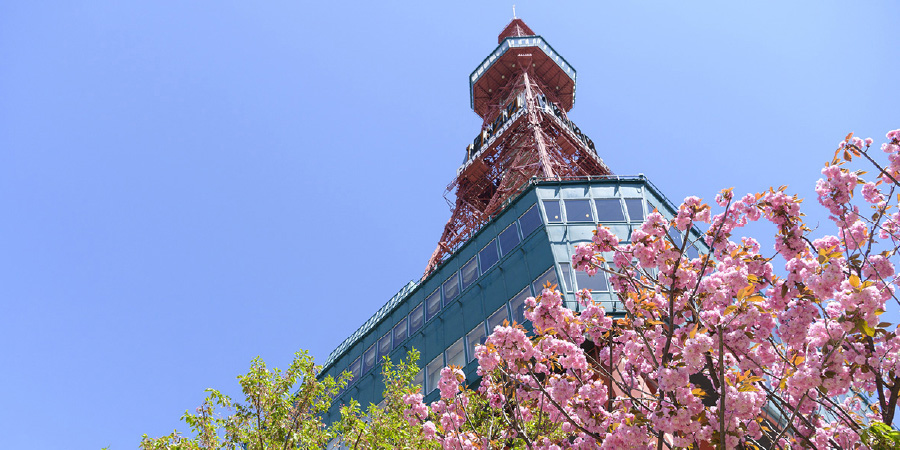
left=418, top=267, right=559, bottom=395
left=555, top=239, right=700, bottom=295
left=543, top=197, right=647, bottom=224
left=335, top=204, right=544, bottom=396
left=547, top=196, right=701, bottom=262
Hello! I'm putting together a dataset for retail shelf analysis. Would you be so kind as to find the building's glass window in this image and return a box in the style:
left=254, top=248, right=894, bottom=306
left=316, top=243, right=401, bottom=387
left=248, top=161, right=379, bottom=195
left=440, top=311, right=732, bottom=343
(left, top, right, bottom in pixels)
left=543, top=200, right=562, bottom=223
left=393, top=317, right=408, bottom=350
left=509, top=286, right=531, bottom=325
left=625, top=198, right=644, bottom=222
left=498, top=223, right=521, bottom=256
left=565, top=199, right=593, bottom=222
left=686, top=245, right=700, bottom=260
left=595, top=198, right=625, bottom=221
left=378, top=331, right=392, bottom=358
left=349, top=357, right=361, bottom=385
left=443, top=273, right=461, bottom=304
left=425, top=289, right=442, bottom=321
left=426, top=354, right=444, bottom=393
left=446, top=338, right=466, bottom=368
left=559, top=262, right=574, bottom=292
left=466, top=324, right=487, bottom=363
left=532, top=267, right=559, bottom=294
left=362, top=344, right=377, bottom=374
left=519, top=204, right=542, bottom=237
left=409, top=303, right=424, bottom=334
left=414, top=369, right=424, bottom=392
left=646, top=199, right=658, bottom=215
left=460, top=256, right=478, bottom=291
left=576, top=269, right=609, bottom=292
left=668, top=228, right=683, bottom=247
left=487, top=305, right=510, bottom=332
left=479, top=239, right=500, bottom=272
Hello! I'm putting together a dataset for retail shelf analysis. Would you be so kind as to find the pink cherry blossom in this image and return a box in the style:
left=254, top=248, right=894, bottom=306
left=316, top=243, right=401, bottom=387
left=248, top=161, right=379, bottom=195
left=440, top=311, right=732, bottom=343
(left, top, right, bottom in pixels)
left=394, top=129, right=900, bottom=449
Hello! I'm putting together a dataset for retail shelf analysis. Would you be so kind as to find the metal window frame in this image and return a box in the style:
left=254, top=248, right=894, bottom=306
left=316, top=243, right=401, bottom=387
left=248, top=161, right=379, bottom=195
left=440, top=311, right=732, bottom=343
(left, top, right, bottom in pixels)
left=517, top=203, right=542, bottom=238
left=445, top=337, right=466, bottom=368
left=593, top=197, right=627, bottom=222
left=442, top=271, right=461, bottom=304
left=508, top=284, right=533, bottom=325
left=541, top=199, right=563, bottom=223
left=465, top=322, right=487, bottom=364
left=498, top=221, right=522, bottom=256
left=425, top=353, right=445, bottom=394
left=477, top=238, right=500, bottom=273
left=562, top=198, right=595, bottom=223
left=425, top=288, right=442, bottom=322
left=623, top=197, right=646, bottom=222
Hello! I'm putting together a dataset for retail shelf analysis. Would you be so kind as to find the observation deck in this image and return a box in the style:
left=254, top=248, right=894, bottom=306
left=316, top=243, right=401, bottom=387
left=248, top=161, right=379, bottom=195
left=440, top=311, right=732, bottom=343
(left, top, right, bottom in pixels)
left=469, top=19, right=577, bottom=118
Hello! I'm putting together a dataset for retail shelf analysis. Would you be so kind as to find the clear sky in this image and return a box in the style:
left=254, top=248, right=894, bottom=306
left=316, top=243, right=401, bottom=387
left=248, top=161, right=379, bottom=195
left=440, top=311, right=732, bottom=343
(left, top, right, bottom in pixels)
left=1, top=1, right=898, bottom=448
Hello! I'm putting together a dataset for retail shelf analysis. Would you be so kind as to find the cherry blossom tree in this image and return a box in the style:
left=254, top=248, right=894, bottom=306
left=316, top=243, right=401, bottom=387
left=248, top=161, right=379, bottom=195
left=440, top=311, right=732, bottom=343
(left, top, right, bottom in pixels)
left=399, top=129, right=900, bottom=449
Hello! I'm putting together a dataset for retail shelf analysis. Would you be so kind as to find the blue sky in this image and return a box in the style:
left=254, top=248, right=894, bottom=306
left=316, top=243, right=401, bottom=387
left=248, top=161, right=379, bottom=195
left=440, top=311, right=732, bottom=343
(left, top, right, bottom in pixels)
left=1, top=1, right=898, bottom=448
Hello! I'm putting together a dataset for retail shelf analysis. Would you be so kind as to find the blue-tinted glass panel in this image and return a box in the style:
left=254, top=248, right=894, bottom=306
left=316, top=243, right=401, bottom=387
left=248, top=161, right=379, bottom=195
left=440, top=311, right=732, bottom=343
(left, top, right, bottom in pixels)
left=414, top=369, right=424, bottom=391
left=543, top=200, right=562, bottom=223
left=446, top=338, right=466, bottom=368
left=559, top=262, right=573, bottom=291
left=466, top=324, right=487, bottom=363
left=595, top=198, right=625, bottom=221
left=460, top=257, right=478, bottom=290
left=668, top=228, right=683, bottom=247
left=443, top=273, right=460, bottom=303
left=349, top=357, right=361, bottom=385
left=576, top=269, right=609, bottom=292
left=532, top=267, right=560, bottom=294
left=498, top=223, right=520, bottom=256
left=425, top=289, right=442, bottom=321
left=625, top=198, right=644, bottom=222
left=487, top=305, right=510, bottom=332
left=426, top=355, right=443, bottom=393
left=409, top=303, right=424, bottom=334
left=565, top=199, right=593, bottom=222
left=509, top=286, right=531, bottom=325
left=686, top=245, right=700, bottom=259
left=378, top=332, right=392, bottom=358
left=519, top=204, right=542, bottom=236
left=479, top=240, right=499, bottom=272
left=393, top=317, right=408, bottom=349
left=362, top=344, right=377, bottom=374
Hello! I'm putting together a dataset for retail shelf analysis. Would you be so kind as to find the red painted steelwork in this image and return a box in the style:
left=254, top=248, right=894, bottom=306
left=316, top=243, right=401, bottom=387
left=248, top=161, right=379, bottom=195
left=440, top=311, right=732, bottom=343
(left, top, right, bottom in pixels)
left=497, top=18, right=535, bottom=43
left=424, top=20, right=612, bottom=277
left=471, top=35, right=577, bottom=119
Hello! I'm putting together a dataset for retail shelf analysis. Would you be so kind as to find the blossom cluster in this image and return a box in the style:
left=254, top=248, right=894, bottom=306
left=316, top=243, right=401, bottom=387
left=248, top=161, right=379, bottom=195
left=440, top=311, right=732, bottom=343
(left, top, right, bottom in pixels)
left=395, top=130, right=900, bottom=449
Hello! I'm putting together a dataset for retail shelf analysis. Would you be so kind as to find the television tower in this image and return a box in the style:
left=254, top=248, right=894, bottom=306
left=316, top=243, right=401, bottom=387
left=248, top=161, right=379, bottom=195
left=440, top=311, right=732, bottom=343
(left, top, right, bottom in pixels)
left=425, top=19, right=612, bottom=275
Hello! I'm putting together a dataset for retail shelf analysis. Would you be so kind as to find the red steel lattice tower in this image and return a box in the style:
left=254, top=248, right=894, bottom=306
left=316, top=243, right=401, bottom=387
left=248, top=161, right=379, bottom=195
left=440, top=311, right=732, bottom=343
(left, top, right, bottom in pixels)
left=425, top=19, right=613, bottom=275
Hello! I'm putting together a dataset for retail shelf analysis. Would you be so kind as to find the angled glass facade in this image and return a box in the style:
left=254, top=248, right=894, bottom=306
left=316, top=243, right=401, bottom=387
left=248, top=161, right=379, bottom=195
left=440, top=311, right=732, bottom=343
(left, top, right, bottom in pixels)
left=318, top=176, right=702, bottom=424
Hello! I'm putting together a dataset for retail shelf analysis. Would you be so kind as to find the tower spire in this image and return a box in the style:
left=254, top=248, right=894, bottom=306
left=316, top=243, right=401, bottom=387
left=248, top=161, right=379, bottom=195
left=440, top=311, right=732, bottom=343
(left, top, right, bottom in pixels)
left=424, top=20, right=612, bottom=276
